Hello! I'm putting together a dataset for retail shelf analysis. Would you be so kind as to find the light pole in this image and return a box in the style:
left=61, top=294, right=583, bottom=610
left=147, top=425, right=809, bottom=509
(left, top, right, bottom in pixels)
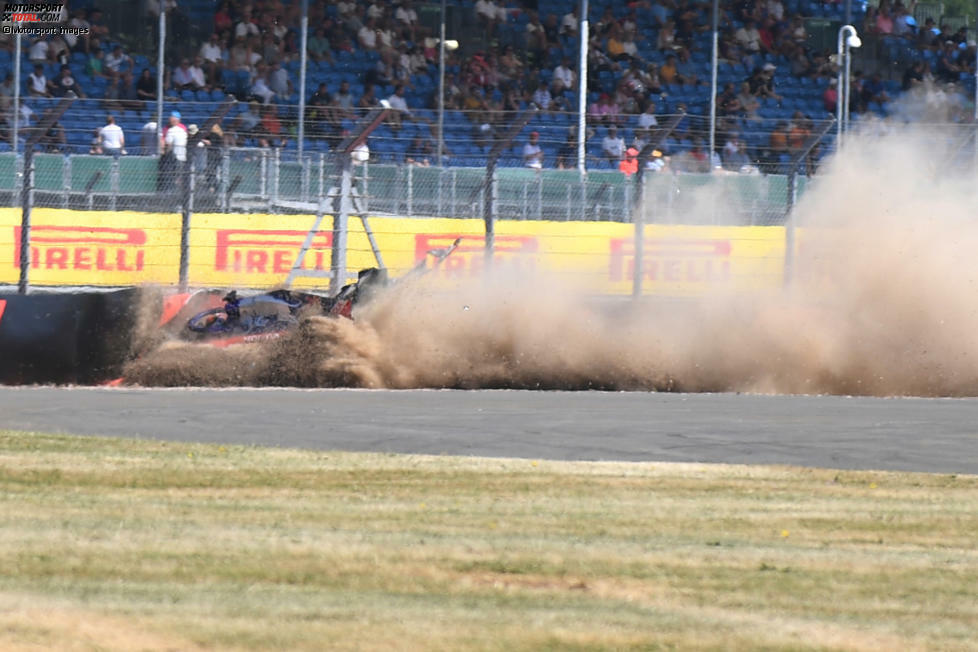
left=435, top=0, right=459, bottom=165
left=836, top=24, right=861, bottom=148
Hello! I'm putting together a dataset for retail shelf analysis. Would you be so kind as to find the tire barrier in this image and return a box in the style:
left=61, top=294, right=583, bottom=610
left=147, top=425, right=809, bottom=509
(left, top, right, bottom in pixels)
left=0, top=288, right=142, bottom=385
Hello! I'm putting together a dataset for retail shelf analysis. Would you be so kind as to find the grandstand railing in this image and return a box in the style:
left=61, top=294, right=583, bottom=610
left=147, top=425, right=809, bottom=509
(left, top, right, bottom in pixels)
left=2, top=147, right=813, bottom=226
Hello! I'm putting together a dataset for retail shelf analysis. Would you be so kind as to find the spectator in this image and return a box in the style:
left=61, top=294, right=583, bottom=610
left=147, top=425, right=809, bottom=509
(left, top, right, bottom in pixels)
left=335, top=80, right=355, bottom=113
left=737, top=82, right=760, bottom=118
left=136, top=68, right=157, bottom=101
left=475, top=0, right=506, bottom=37
left=88, top=128, right=103, bottom=155
left=358, top=17, right=379, bottom=50
left=589, top=93, right=619, bottom=126
left=258, top=105, right=285, bottom=148
left=99, top=115, right=125, bottom=157
left=268, top=61, right=291, bottom=98
left=552, top=57, right=576, bottom=94
left=735, top=19, right=762, bottom=56
left=723, top=134, right=750, bottom=171
left=876, top=6, right=894, bottom=35
left=522, top=130, right=543, bottom=169
left=718, top=82, right=742, bottom=116
left=788, top=112, right=811, bottom=153
left=141, top=121, right=158, bottom=155
left=767, top=121, right=789, bottom=168
left=251, top=64, right=277, bottom=103
left=531, top=80, right=553, bottom=111
left=40, top=121, right=66, bottom=153
left=637, top=101, right=658, bottom=132
left=28, top=37, right=50, bottom=64
left=358, top=83, right=379, bottom=108
left=105, top=46, right=131, bottom=78
left=660, top=54, right=681, bottom=85
left=308, top=27, right=333, bottom=63
left=200, top=33, right=223, bottom=64
left=823, top=78, right=838, bottom=113
left=556, top=130, right=577, bottom=169
left=601, top=125, right=626, bottom=162
left=67, top=8, right=91, bottom=53
left=0, top=74, right=13, bottom=110
left=619, top=146, right=639, bottom=175
left=27, top=64, right=51, bottom=97
left=386, top=84, right=411, bottom=127
left=560, top=8, right=578, bottom=38
left=861, top=73, right=889, bottom=106
left=162, top=111, right=188, bottom=190
left=173, top=59, right=201, bottom=91
left=53, top=66, right=85, bottom=98
left=748, top=63, right=781, bottom=101
left=406, top=135, right=433, bottom=166
left=395, top=0, right=419, bottom=39
left=86, top=49, right=108, bottom=79
left=902, top=61, right=926, bottom=91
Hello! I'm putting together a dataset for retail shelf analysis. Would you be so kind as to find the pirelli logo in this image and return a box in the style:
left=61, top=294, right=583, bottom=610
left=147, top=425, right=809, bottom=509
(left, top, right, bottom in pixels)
left=13, top=226, right=146, bottom=271
left=215, top=229, right=332, bottom=274
left=608, top=238, right=732, bottom=283
left=415, top=234, right=538, bottom=276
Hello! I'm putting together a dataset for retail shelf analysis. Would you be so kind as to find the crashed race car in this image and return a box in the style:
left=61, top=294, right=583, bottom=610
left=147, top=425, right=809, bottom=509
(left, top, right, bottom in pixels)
left=155, top=238, right=461, bottom=348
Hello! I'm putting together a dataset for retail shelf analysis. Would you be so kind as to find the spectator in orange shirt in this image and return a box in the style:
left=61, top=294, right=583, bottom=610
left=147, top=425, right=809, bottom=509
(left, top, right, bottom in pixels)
left=619, top=146, right=639, bottom=175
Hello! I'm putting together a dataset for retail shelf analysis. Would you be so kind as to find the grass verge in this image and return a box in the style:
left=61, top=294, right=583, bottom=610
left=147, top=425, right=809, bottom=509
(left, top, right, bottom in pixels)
left=1, top=429, right=976, bottom=651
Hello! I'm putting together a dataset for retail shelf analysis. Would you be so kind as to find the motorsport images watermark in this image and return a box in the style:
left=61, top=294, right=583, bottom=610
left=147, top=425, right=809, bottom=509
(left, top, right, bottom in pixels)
left=1, top=2, right=88, bottom=36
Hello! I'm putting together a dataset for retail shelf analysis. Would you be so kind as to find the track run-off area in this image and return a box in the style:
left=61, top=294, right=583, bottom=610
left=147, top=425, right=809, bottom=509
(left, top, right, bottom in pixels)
left=1, top=387, right=976, bottom=474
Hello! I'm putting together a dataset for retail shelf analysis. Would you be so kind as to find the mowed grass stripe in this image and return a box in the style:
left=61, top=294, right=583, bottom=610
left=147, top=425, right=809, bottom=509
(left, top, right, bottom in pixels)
left=0, top=430, right=976, bottom=651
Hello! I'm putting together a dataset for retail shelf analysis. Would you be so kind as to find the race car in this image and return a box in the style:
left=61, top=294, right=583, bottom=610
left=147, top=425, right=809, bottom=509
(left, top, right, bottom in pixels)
left=155, top=238, right=461, bottom=348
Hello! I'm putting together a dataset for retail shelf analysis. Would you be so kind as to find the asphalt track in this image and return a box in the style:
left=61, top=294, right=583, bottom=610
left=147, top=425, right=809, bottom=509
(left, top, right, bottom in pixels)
left=1, top=387, right=977, bottom=474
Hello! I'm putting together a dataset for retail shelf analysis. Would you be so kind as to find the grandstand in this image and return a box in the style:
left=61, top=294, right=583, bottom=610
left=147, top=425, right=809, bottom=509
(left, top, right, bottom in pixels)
left=0, top=0, right=974, bottom=172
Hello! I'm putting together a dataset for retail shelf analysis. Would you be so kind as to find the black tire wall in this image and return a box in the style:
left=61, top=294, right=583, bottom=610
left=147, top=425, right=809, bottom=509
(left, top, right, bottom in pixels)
left=0, top=289, right=141, bottom=384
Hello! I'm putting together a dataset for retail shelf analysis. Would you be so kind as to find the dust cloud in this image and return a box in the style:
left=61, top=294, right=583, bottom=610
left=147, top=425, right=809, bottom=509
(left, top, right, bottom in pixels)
left=124, top=105, right=978, bottom=396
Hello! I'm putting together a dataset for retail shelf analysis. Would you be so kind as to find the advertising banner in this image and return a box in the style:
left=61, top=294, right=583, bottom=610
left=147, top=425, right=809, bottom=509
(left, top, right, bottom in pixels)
left=0, top=209, right=786, bottom=296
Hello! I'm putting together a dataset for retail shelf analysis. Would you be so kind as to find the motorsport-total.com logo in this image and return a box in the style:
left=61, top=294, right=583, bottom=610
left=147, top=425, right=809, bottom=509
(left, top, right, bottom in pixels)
left=1, top=3, right=89, bottom=36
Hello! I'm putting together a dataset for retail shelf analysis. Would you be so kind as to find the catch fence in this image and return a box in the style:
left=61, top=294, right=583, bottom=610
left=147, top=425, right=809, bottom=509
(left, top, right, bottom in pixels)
left=2, top=149, right=809, bottom=226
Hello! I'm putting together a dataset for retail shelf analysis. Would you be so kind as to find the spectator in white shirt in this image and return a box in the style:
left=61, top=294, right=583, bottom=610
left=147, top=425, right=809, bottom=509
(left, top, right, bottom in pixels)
left=164, top=111, right=188, bottom=162
left=531, top=81, right=552, bottom=110
left=105, top=46, right=131, bottom=77
left=522, top=131, right=543, bottom=169
left=602, top=126, right=626, bottom=162
left=251, top=64, right=276, bottom=104
left=386, top=84, right=411, bottom=127
left=199, top=33, right=222, bottom=63
left=395, top=0, right=418, bottom=32
left=560, top=8, right=578, bottom=37
left=552, top=57, right=576, bottom=93
left=189, top=56, right=207, bottom=89
left=173, top=59, right=203, bottom=90
left=99, top=115, right=125, bottom=157
left=29, top=38, right=50, bottom=63
left=28, top=64, right=51, bottom=97
left=637, top=102, right=658, bottom=130
left=358, top=18, right=379, bottom=50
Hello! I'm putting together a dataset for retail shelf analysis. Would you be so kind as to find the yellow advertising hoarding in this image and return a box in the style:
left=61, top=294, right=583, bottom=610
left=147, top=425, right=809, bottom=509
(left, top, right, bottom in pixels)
left=0, top=208, right=787, bottom=296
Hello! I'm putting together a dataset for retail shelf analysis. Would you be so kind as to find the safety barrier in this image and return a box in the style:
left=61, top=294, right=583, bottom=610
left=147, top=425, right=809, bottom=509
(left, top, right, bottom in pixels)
left=0, top=208, right=787, bottom=297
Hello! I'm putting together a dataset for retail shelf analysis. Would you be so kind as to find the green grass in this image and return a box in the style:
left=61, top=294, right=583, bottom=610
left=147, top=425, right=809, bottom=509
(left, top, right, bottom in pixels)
left=1, top=430, right=977, bottom=651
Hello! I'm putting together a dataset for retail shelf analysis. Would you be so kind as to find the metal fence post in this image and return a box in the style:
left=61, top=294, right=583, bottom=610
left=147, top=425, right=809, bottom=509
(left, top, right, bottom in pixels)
left=18, top=147, right=34, bottom=294
left=331, top=156, right=353, bottom=293
left=62, top=154, right=70, bottom=209
left=259, top=149, right=268, bottom=200
left=179, top=156, right=195, bottom=291
left=271, top=147, right=280, bottom=205
left=110, top=156, right=119, bottom=212
left=484, top=163, right=497, bottom=268
left=406, top=164, right=413, bottom=217
left=784, top=169, right=797, bottom=288
left=220, top=147, right=230, bottom=212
